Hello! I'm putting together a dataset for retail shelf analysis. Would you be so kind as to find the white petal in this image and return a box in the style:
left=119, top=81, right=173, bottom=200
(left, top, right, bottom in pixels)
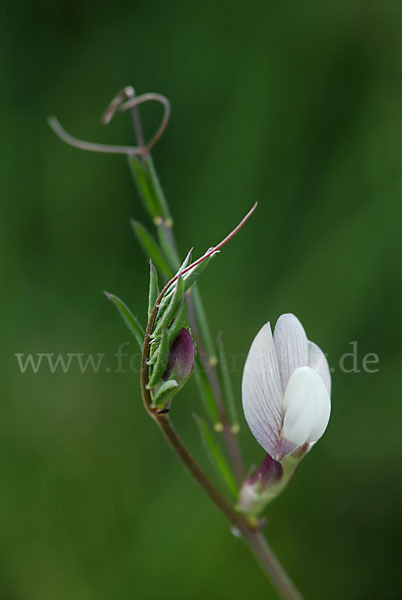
left=308, top=341, right=331, bottom=395
left=282, top=366, right=331, bottom=449
left=273, top=314, right=308, bottom=392
left=242, top=323, right=284, bottom=457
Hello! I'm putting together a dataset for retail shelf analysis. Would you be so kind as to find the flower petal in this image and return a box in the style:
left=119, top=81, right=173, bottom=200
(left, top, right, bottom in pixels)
left=273, top=314, right=308, bottom=392
left=242, top=323, right=283, bottom=457
left=308, top=341, right=331, bottom=395
left=282, top=366, right=331, bottom=449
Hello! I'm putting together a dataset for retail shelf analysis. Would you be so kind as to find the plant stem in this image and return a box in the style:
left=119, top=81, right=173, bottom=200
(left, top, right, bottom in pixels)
left=244, top=531, right=303, bottom=600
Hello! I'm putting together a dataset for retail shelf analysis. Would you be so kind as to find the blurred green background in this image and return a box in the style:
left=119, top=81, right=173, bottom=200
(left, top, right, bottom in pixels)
left=2, top=1, right=402, bottom=598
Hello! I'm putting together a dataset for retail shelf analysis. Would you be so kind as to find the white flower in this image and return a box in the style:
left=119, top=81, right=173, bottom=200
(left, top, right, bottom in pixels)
left=242, top=313, right=331, bottom=460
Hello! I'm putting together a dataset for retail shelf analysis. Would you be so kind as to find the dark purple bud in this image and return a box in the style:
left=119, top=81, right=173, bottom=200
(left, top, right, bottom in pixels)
left=247, top=454, right=283, bottom=490
left=163, top=328, right=194, bottom=382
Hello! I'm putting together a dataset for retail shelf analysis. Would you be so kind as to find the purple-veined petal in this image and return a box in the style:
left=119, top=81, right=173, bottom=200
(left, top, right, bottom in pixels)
left=282, top=366, right=331, bottom=449
left=308, top=341, right=331, bottom=394
left=242, top=323, right=283, bottom=457
left=273, top=314, right=309, bottom=393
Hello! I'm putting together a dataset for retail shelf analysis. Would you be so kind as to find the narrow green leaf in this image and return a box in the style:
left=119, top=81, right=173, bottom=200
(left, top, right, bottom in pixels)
left=128, top=155, right=172, bottom=223
left=104, top=291, right=144, bottom=350
left=131, top=220, right=172, bottom=276
left=217, top=333, right=239, bottom=432
left=146, top=156, right=172, bottom=222
left=147, top=328, right=169, bottom=388
left=148, top=261, right=159, bottom=319
left=194, top=415, right=238, bottom=498
left=151, top=379, right=178, bottom=409
left=193, top=356, right=220, bottom=423
left=128, top=156, right=159, bottom=220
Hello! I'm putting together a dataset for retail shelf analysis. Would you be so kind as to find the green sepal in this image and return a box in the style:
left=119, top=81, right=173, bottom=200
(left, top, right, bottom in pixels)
left=217, top=333, right=239, bottom=432
left=146, top=343, right=159, bottom=366
left=155, top=256, right=207, bottom=337
left=179, top=248, right=193, bottom=272
left=131, top=220, right=172, bottom=276
left=148, top=261, right=159, bottom=319
left=168, top=301, right=188, bottom=346
left=104, top=291, right=144, bottom=350
left=194, top=415, right=238, bottom=498
left=160, top=250, right=212, bottom=306
left=182, top=255, right=213, bottom=291
left=152, top=276, right=185, bottom=338
left=151, top=379, right=178, bottom=409
left=147, top=328, right=169, bottom=388
left=161, top=249, right=193, bottom=299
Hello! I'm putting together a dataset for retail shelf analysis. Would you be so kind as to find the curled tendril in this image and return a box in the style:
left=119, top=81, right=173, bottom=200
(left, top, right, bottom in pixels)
left=101, top=86, right=136, bottom=125
left=48, top=87, right=171, bottom=157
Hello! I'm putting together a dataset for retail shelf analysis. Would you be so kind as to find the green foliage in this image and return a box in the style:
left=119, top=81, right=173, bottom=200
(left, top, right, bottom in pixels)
left=131, top=220, right=172, bottom=276
left=148, top=261, right=159, bottom=319
left=151, top=379, right=179, bottom=409
left=128, top=156, right=172, bottom=222
left=157, top=225, right=181, bottom=271
left=193, top=356, right=220, bottom=424
left=104, top=292, right=144, bottom=350
left=146, top=156, right=172, bottom=222
left=190, top=284, right=216, bottom=360
left=182, top=255, right=215, bottom=292
left=152, top=276, right=185, bottom=338
left=147, top=328, right=169, bottom=388
left=194, top=415, right=238, bottom=497
left=167, top=301, right=188, bottom=345
left=217, top=333, right=239, bottom=431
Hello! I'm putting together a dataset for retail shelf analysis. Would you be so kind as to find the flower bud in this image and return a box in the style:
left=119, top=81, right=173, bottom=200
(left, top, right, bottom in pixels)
left=163, top=328, right=194, bottom=382
left=151, top=328, right=195, bottom=411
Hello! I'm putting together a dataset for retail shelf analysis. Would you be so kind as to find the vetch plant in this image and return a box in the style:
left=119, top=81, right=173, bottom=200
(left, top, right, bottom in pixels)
left=49, top=86, right=332, bottom=600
